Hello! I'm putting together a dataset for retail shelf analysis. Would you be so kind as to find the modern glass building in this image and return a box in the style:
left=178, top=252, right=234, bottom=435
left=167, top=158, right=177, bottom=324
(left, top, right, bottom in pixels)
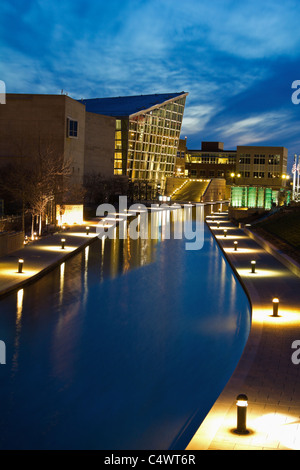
left=81, top=92, right=188, bottom=192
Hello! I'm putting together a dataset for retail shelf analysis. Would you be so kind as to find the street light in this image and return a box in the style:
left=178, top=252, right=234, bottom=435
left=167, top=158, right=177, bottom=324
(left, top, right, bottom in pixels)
left=235, top=394, right=249, bottom=435
left=251, top=260, right=256, bottom=273
left=86, top=227, right=90, bottom=236
left=234, top=241, right=238, bottom=251
left=18, top=259, right=24, bottom=274
left=61, top=238, right=66, bottom=250
left=272, top=298, right=280, bottom=317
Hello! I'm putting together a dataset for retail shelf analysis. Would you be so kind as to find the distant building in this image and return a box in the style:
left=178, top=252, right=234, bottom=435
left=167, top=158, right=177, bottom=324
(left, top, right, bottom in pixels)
left=81, top=92, right=188, bottom=192
left=184, top=141, right=237, bottom=182
left=236, top=145, right=288, bottom=189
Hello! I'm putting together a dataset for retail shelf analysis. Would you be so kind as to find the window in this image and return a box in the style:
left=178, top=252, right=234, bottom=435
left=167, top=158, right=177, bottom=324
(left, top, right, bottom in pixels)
left=68, top=119, right=78, bottom=138
left=239, top=157, right=251, bottom=165
left=253, top=172, right=265, bottom=178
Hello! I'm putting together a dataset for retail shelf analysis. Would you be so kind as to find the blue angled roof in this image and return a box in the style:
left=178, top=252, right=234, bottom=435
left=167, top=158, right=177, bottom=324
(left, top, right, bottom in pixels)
left=79, top=92, right=187, bottom=117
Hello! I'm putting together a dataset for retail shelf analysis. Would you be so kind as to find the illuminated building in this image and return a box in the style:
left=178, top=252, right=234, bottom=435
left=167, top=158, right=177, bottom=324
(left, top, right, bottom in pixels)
left=236, top=146, right=288, bottom=188
left=185, top=142, right=237, bottom=182
left=230, top=186, right=291, bottom=210
left=81, top=92, right=188, bottom=193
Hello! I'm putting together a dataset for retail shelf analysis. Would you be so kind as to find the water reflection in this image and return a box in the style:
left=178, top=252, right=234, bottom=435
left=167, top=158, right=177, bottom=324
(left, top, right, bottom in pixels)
left=0, top=203, right=251, bottom=450
left=12, top=289, right=24, bottom=373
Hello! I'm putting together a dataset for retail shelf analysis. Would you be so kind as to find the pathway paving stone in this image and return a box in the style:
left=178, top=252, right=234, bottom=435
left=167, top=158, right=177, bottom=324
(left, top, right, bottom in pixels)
left=186, top=211, right=300, bottom=451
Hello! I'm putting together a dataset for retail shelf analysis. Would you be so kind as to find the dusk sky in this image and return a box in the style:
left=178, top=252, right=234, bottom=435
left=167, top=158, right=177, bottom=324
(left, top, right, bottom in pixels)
left=1, top=0, right=300, bottom=170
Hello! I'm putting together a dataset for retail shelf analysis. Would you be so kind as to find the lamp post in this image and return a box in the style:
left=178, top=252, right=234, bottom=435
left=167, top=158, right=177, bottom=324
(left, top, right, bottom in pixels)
left=61, top=238, right=66, bottom=250
left=272, top=298, right=279, bottom=317
left=251, top=260, right=256, bottom=273
left=224, top=229, right=227, bottom=238
left=234, top=241, right=238, bottom=251
left=18, top=259, right=24, bottom=274
left=86, top=227, right=90, bottom=236
left=235, top=394, right=249, bottom=434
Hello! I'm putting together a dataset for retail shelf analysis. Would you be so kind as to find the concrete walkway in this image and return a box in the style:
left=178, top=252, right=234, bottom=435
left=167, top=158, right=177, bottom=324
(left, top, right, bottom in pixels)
left=0, top=223, right=100, bottom=299
left=186, top=212, right=300, bottom=451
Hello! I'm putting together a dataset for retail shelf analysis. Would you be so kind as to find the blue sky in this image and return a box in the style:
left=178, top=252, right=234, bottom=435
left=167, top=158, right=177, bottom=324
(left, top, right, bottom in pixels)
left=1, top=0, right=300, bottom=170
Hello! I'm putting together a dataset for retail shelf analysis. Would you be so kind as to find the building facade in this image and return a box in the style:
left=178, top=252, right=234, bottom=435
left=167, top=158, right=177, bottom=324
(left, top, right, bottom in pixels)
left=185, top=141, right=237, bottom=182
left=0, top=94, right=116, bottom=189
left=236, top=146, right=288, bottom=188
left=81, top=92, right=188, bottom=192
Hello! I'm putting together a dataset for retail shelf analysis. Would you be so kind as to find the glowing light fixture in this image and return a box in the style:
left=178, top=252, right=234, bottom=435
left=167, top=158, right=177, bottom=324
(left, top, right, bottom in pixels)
left=86, top=227, right=90, bottom=236
left=272, top=298, right=280, bottom=317
left=61, top=238, right=66, bottom=250
left=234, top=241, right=238, bottom=251
left=18, top=259, right=24, bottom=274
left=251, top=260, right=256, bottom=273
left=224, top=229, right=227, bottom=238
left=235, top=394, right=249, bottom=435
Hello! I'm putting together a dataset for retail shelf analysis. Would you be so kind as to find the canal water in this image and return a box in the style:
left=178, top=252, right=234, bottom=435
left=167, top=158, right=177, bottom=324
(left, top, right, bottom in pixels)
left=0, top=207, right=251, bottom=450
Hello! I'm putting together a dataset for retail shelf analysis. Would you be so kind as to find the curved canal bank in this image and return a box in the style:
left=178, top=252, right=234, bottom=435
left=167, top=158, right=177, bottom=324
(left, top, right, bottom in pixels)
left=0, top=207, right=251, bottom=450
left=187, top=212, right=300, bottom=451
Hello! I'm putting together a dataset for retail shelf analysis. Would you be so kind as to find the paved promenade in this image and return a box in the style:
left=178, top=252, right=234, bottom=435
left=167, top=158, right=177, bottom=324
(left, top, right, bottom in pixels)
left=0, top=223, right=99, bottom=299
left=187, top=212, right=300, bottom=451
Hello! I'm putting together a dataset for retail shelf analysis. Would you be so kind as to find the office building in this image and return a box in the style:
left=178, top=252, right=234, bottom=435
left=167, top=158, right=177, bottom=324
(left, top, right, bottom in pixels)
left=81, top=92, right=188, bottom=192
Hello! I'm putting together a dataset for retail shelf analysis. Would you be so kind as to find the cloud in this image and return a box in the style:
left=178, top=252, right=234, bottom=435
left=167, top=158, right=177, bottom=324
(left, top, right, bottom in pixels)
left=181, top=105, right=217, bottom=134
left=1, top=0, right=300, bottom=168
left=214, top=111, right=297, bottom=147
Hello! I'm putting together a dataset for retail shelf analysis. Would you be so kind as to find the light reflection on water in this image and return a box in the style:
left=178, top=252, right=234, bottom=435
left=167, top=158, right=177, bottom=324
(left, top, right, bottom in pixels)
left=0, top=206, right=251, bottom=450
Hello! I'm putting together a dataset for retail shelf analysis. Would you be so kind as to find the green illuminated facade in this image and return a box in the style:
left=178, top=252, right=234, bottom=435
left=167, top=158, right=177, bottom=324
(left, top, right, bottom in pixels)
left=231, top=186, right=292, bottom=210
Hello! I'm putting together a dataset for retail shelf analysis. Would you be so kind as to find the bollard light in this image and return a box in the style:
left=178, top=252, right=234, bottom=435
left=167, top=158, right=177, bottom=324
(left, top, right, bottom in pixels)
left=61, top=238, right=66, bottom=250
left=234, top=241, right=238, bottom=251
left=251, top=260, right=256, bottom=273
left=224, top=229, right=227, bottom=238
left=272, top=298, right=279, bottom=317
left=18, top=259, right=24, bottom=274
left=217, top=221, right=220, bottom=229
left=86, top=227, right=90, bottom=236
left=235, top=394, right=249, bottom=434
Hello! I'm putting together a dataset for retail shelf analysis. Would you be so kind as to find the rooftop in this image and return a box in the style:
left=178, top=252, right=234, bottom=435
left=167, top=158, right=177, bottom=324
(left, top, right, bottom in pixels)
left=79, top=92, right=188, bottom=117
